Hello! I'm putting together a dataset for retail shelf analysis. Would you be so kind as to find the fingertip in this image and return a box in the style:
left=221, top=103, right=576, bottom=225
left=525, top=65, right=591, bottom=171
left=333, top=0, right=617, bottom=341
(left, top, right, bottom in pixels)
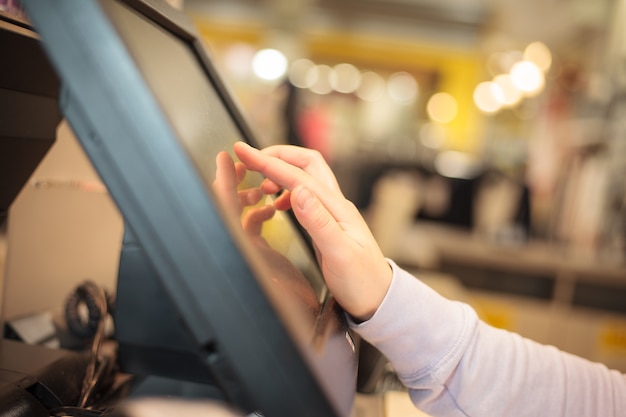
left=273, top=190, right=291, bottom=211
left=261, top=178, right=281, bottom=194
left=234, top=141, right=256, bottom=153
left=234, top=161, right=247, bottom=182
left=233, top=142, right=249, bottom=158
left=240, top=187, right=263, bottom=206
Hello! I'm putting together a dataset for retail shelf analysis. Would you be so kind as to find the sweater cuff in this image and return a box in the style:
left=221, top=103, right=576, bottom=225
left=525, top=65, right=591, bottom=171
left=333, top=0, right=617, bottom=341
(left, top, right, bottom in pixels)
left=348, top=259, right=477, bottom=386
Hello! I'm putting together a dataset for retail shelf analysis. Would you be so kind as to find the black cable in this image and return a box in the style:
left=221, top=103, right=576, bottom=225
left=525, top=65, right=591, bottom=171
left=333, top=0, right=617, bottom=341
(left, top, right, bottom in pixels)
left=65, top=282, right=113, bottom=339
left=80, top=285, right=108, bottom=407
left=64, top=281, right=112, bottom=408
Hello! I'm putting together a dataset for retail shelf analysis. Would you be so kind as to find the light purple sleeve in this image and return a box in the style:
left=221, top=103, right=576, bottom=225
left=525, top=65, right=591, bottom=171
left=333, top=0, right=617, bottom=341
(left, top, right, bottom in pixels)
left=350, top=260, right=626, bottom=417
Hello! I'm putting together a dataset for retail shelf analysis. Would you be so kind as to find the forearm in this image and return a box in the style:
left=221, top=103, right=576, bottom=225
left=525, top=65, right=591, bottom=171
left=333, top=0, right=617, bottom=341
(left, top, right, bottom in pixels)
left=350, top=261, right=626, bottom=417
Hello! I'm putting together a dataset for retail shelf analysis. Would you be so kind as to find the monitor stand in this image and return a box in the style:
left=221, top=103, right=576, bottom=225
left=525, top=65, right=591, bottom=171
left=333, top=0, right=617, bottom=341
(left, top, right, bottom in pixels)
left=115, top=226, right=226, bottom=401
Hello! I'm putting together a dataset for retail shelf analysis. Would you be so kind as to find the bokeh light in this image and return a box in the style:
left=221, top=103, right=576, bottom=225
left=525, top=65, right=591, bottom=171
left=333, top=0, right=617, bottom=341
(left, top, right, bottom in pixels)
left=222, top=43, right=256, bottom=80
left=330, top=63, right=361, bottom=94
left=474, top=81, right=504, bottom=113
left=524, top=41, right=552, bottom=73
left=252, top=48, right=288, bottom=81
left=493, top=73, right=523, bottom=107
left=288, top=58, right=316, bottom=88
left=387, top=72, right=419, bottom=104
left=510, top=60, right=545, bottom=95
left=357, top=71, right=386, bottom=102
left=426, top=92, right=458, bottom=123
left=309, top=64, right=333, bottom=95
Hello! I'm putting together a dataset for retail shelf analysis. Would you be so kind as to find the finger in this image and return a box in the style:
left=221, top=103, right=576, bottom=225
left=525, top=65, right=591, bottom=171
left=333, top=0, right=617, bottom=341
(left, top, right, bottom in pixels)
left=260, top=145, right=341, bottom=192
left=273, top=190, right=292, bottom=211
left=213, top=151, right=240, bottom=213
left=260, top=178, right=282, bottom=195
left=234, top=142, right=300, bottom=190
left=290, top=185, right=346, bottom=254
left=238, top=187, right=263, bottom=208
left=242, top=204, right=276, bottom=235
left=234, top=142, right=340, bottom=194
left=234, top=161, right=247, bottom=184
left=234, top=142, right=348, bottom=222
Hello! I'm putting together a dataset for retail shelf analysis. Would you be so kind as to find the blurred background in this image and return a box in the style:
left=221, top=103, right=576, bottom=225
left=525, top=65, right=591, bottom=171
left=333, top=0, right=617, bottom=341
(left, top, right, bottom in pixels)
left=181, top=0, right=626, bottom=256
left=178, top=0, right=626, bottom=374
left=1, top=0, right=625, bottom=395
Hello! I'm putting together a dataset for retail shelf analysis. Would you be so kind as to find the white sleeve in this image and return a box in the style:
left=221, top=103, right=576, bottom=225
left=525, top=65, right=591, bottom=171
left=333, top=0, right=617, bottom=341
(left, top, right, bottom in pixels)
left=350, top=260, right=626, bottom=417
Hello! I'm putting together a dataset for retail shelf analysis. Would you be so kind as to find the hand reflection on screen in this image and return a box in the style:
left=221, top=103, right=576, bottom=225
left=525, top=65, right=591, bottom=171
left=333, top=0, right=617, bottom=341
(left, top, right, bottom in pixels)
left=212, top=151, right=321, bottom=319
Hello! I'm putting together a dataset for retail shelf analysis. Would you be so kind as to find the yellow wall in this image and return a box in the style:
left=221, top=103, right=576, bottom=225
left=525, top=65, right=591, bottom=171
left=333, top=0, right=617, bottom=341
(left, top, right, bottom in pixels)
left=193, top=16, right=487, bottom=154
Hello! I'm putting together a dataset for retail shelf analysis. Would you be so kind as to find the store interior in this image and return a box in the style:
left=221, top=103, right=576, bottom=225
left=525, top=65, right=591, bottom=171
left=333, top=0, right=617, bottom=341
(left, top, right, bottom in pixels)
left=183, top=0, right=626, bottom=255
left=180, top=0, right=626, bottom=371
left=1, top=0, right=626, bottom=416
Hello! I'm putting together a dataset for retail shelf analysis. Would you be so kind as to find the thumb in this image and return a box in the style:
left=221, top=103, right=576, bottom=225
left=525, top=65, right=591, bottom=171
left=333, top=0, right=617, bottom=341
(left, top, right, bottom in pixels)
left=290, top=185, right=341, bottom=251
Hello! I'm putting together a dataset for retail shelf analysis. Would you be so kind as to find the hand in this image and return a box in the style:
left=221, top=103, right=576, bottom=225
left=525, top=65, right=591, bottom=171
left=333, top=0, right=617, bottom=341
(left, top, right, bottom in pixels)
left=212, top=150, right=320, bottom=316
left=213, top=151, right=274, bottom=236
left=233, top=142, right=392, bottom=321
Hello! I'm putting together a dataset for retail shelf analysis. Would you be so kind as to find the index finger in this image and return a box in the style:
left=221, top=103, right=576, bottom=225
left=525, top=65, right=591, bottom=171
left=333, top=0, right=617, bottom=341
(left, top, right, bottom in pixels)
left=260, top=145, right=342, bottom=192
left=234, top=142, right=340, bottom=193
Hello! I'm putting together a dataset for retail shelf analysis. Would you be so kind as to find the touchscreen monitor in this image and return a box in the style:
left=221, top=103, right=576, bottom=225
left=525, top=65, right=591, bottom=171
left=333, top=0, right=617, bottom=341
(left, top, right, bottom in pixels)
left=22, top=1, right=358, bottom=416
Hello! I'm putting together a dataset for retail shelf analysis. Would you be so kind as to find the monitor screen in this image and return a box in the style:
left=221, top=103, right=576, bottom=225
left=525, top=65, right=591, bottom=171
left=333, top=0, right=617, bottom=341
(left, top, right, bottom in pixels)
left=101, top=0, right=327, bottom=301
left=21, top=1, right=357, bottom=416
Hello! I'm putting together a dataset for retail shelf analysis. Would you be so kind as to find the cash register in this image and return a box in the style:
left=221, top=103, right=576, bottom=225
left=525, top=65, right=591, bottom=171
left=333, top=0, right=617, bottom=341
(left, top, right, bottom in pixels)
left=0, top=6, right=94, bottom=416
left=5, top=1, right=360, bottom=416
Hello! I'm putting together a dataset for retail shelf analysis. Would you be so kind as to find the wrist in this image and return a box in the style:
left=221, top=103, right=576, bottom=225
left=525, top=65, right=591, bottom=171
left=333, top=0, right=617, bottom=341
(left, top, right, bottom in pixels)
left=348, top=260, right=393, bottom=322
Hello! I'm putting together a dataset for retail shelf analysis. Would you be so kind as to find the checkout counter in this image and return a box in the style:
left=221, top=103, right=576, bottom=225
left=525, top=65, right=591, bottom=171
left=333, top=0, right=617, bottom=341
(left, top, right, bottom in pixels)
left=0, top=7, right=86, bottom=415
left=0, top=8, right=127, bottom=416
